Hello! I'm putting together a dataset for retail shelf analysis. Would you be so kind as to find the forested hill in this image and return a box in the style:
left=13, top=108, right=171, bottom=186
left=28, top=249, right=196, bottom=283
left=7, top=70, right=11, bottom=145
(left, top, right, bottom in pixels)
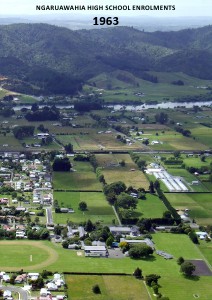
left=0, top=23, right=211, bottom=95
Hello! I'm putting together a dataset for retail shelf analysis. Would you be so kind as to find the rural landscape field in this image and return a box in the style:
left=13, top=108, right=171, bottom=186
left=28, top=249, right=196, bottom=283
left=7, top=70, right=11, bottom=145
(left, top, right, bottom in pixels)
left=0, top=6, right=211, bottom=300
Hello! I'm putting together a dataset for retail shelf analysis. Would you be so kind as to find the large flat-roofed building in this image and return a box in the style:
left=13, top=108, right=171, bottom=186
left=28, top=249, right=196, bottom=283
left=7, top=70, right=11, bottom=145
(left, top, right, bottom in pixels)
left=84, top=246, right=108, bottom=257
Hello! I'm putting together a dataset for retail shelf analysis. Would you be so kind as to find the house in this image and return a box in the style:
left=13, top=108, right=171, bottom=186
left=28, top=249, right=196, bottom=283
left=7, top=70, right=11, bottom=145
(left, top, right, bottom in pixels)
left=60, top=208, right=69, bottom=213
left=40, top=288, right=49, bottom=297
left=84, top=246, right=108, bottom=257
left=3, top=290, right=12, bottom=299
left=53, top=274, right=61, bottom=281
left=192, top=181, right=199, bottom=185
left=15, top=274, right=27, bottom=283
left=16, top=231, right=26, bottom=238
left=28, top=273, right=39, bottom=281
left=2, top=274, right=10, bottom=282
left=46, top=282, right=58, bottom=291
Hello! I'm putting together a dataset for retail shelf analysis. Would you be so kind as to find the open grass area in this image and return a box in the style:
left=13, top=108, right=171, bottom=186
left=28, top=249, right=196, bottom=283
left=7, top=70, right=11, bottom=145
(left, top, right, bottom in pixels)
left=53, top=191, right=116, bottom=225
left=166, top=193, right=212, bottom=225
left=0, top=241, right=58, bottom=271
left=89, top=71, right=210, bottom=103
left=95, top=153, right=149, bottom=189
left=0, top=237, right=212, bottom=300
left=133, top=194, right=167, bottom=219
left=53, top=161, right=102, bottom=191
left=66, top=275, right=150, bottom=300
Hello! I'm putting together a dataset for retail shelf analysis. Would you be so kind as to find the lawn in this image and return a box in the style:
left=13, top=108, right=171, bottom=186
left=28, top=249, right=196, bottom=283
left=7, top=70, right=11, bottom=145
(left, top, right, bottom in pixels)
left=53, top=191, right=116, bottom=225
left=53, top=161, right=102, bottom=191
left=66, top=275, right=150, bottom=300
left=166, top=193, right=212, bottom=225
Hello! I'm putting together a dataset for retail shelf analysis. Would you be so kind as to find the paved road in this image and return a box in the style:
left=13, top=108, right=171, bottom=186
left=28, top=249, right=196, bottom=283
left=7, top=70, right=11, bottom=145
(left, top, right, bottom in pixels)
left=0, top=285, right=28, bottom=300
left=46, top=207, right=53, bottom=225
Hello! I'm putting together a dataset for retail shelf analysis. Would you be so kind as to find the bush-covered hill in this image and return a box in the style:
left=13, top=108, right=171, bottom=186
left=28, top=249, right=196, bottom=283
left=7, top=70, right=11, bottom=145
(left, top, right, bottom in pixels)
left=0, top=24, right=211, bottom=94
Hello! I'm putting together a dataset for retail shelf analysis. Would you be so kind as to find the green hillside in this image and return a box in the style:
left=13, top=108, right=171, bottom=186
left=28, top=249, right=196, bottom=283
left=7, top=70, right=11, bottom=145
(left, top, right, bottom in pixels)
left=0, top=24, right=211, bottom=95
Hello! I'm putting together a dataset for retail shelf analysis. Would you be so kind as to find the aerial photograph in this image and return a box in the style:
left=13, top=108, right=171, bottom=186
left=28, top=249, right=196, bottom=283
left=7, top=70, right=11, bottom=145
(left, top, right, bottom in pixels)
left=0, top=0, right=211, bottom=299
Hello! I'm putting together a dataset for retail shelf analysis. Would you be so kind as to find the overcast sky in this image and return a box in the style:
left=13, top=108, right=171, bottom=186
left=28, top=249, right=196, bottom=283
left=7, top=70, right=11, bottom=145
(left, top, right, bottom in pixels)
left=0, top=0, right=212, bottom=17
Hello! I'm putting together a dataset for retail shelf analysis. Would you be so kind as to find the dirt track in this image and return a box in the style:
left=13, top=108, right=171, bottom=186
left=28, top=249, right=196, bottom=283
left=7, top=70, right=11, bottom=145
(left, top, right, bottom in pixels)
left=0, top=241, right=59, bottom=271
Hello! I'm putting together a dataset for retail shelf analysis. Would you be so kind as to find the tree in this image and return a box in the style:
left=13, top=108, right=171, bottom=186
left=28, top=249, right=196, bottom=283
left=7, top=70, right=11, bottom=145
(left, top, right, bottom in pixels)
left=155, top=112, right=168, bottom=124
left=116, top=193, right=138, bottom=210
left=13, top=126, right=35, bottom=139
left=62, top=241, right=69, bottom=249
left=153, top=284, right=159, bottom=295
left=145, top=274, right=161, bottom=286
left=106, top=235, right=114, bottom=247
left=133, top=267, right=143, bottom=279
left=52, top=157, right=71, bottom=172
left=173, top=151, right=181, bottom=158
left=104, top=181, right=126, bottom=196
left=78, top=201, right=87, bottom=211
left=149, top=181, right=155, bottom=193
left=54, top=224, right=62, bottom=235
left=180, top=261, right=196, bottom=276
left=153, top=180, right=160, bottom=190
left=119, top=159, right=125, bottom=167
left=128, top=244, right=153, bottom=259
left=177, top=256, right=185, bottom=265
left=64, top=143, right=73, bottom=153
left=188, top=231, right=199, bottom=244
left=92, top=284, right=101, bottom=294
left=163, top=211, right=172, bottom=219
left=84, top=219, right=94, bottom=232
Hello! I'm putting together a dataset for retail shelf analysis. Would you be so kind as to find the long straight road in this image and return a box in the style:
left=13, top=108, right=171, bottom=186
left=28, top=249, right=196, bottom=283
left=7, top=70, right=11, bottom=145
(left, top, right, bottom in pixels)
left=46, top=207, right=53, bottom=225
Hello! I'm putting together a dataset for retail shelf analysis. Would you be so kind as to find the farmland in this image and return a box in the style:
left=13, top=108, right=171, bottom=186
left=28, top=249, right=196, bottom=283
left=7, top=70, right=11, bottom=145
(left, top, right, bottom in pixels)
left=53, top=191, right=116, bottom=225
left=95, top=153, right=150, bottom=189
left=166, top=193, right=212, bottom=225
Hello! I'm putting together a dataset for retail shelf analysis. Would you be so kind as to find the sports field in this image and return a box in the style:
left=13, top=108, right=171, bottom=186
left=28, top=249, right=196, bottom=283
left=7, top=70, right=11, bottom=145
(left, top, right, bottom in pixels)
left=0, top=241, right=58, bottom=271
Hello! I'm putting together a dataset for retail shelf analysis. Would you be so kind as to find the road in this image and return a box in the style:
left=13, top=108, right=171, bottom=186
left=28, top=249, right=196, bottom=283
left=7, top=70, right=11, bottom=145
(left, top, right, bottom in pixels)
left=0, top=285, right=28, bottom=300
left=46, top=207, right=53, bottom=225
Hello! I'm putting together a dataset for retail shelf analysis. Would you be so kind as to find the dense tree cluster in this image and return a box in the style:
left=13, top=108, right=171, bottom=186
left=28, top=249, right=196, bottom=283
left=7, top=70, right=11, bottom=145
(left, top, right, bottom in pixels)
left=13, top=126, right=35, bottom=139
left=52, top=157, right=72, bottom=172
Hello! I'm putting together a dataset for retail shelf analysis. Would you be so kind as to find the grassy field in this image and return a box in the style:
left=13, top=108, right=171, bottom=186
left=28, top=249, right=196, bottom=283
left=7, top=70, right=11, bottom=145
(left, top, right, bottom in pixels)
left=53, top=161, right=102, bottom=191
left=166, top=193, right=212, bottom=225
left=0, top=241, right=58, bottom=271
left=0, top=235, right=211, bottom=300
left=87, top=70, right=210, bottom=103
left=57, top=132, right=144, bottom=151
left=53, top=191, right=116, bottom=225
left=133, top=194, right=167, bottom=219
left=95, top=153, right=150, bottom=189
left=66, top=275, right=150, bottom=300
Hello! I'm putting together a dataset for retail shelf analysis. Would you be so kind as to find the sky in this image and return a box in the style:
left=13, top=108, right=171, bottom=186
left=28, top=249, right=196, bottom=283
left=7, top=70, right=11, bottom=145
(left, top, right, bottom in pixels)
left=0, top=0, right=212, bottom=17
